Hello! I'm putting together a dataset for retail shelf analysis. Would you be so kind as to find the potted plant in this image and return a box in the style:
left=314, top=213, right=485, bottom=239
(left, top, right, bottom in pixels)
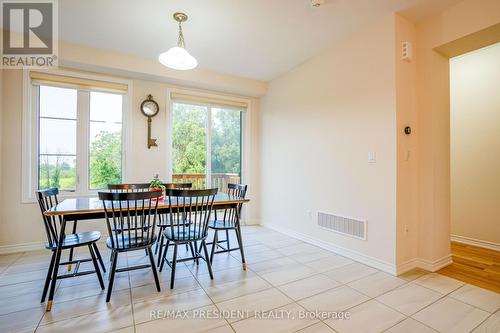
left=149, top=174, right=165, bottom=200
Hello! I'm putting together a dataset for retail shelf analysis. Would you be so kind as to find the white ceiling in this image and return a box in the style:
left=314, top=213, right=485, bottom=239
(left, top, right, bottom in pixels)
left=59, top=0, right=462, bottom=81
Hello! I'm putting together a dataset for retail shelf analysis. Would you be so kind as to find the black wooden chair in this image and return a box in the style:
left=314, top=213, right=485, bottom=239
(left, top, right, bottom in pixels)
left=159, top=188, right=217, bottom=289
left=99, top=190, right=162, bottom=302
left=208, top=184, right=248, bottom=268
left=155, top=182, right=193, bottom=265
left=36, top=188, right=105, bottom=307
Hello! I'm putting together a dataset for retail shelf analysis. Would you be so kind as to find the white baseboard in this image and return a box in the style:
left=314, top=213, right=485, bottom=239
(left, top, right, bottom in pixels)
left=263, top=222, right=453, bottom=276
left=263, top=222, right=398, bottom=275
left=0, top=241, right=46, bottom=254
left=451, top=234, right=500, bottom=252
left=396, top=254, right=453, bottom=274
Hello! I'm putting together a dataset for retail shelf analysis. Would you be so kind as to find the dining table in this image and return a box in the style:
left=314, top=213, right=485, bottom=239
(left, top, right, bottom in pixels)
left=43, top=192, right=250, bottom=311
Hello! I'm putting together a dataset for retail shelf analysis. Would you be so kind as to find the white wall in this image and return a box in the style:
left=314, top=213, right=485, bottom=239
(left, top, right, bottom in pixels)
left=259, top=15, right=398, bottom=271
left=450, top=42, right=500, bottom=246
left=0, top=69, right=261, bottom=250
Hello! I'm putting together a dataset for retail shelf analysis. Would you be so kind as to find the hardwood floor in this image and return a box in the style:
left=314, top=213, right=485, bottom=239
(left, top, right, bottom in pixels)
left=438, top=241, right=500, bottom=293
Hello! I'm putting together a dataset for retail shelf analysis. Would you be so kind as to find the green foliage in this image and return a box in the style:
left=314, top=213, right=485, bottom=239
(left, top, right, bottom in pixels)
left=172, top=103, right=241, bottom=175
left=89, top=131, right=122, bottom=189
left=39, top=156, right=76, bottom=191
left=149, top=174, right=164, bottom=189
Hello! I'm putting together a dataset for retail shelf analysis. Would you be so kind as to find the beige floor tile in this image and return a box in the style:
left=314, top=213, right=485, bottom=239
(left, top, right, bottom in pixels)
left=41, top=289, right=131, bottom=324
left=265, top=238, right=303, bottom=249
left=204, top=324, right=236, bottom=333
left=398, top=268, right=429, bottom=281
left=326, top=300, right=405, bottom=333
left=196, top=267, right=256, bottom=287
left=243, top=249, right=284, bottom=264
left=108, top=326, right=135, bottom=333
left=0, top=279, right=47, bottom=299
left=413, top=273, right=464, bottom=294
left=278, top=274, right=341, bottom=301
left=0, top=289, right=46, bottom=315
left=186, top=253, right=243, bottom=274
left=348, top=271, right=407, bottom=297
left=0, top=268, right=47, bottom=286
left=291, top=249, right=337, bottom=264
left=376, top=283, right=443, bottom=316
left=296, top=322, right=336, bottom=333
left=277, top=243, right=322, bottom=257
left=135, top=305, right=228, bottom=333
left=36, top=305, right=134, bottom=333
left=385, top=318, right=438, bottom=333
left=0, top=307, right=45, bottom=333
left=298, top=285, right=369, bottom=312
left=216, top=288, right=293, bottom=323
left=412, top=297, right=490, bottom=333
left=129, top=263, right=192, bottom=288
left=472, top=312, right=500, bottom=333
left=133, top=289, right=213, bottom=324
left=246, top=257, right=298, bottom=275
left=54, top=277, right=128, bottom=303
left=231, top=302, right=318, bottom=333
left=204, top=275, right=272, bottom=303
left=260, top=265, right=317, bottom=286
left=131, top=275, right=201, bottom=303
left=322, top=262, right=378, bottom=284
left=450, top=284, right=500, bottom=313
left=303, top=254, right=353, bottom=272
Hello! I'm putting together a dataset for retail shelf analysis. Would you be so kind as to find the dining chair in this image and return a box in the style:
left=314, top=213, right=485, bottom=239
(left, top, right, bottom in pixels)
left=208, top=183, right=248, bottom=268
left=155, top=182, right=193, bottom=265
left=99, top=190, right=162, bottom=302
left=159, top=188, right=218, bottom=289
left=36, top=188, right=105, bottom=307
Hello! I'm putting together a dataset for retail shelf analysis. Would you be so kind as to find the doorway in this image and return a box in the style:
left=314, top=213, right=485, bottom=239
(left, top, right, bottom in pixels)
left=437, top=43, right=500, bottom=293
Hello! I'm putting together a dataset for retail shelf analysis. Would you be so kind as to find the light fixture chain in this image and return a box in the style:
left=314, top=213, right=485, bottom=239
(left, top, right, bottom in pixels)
left=177, top=21, right=185, bottom=48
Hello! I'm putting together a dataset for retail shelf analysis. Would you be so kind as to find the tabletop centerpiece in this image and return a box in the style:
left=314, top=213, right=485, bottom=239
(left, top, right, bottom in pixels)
left=149, top=174, right=165, bottom=201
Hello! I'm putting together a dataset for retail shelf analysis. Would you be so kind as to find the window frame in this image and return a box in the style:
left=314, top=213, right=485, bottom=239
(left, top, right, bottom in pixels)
left=166, top=88, right=251, bottom=189
left=22, top=69, right=132, bottom=202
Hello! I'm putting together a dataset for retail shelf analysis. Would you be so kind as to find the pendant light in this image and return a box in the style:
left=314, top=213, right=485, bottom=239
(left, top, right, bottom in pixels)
left=158, top=12, right=198, bottom=70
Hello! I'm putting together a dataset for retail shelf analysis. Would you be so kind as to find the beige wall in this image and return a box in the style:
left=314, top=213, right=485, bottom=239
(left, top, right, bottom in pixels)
left=260, top=15, right=398, bottom=270
left=0, top=69, right=261, bottom=249
left=450, top=43, right=500, bottom=246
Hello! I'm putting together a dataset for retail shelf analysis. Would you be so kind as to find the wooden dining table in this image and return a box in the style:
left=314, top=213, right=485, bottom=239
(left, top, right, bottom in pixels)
left=43, top=192, right=250, bottom=311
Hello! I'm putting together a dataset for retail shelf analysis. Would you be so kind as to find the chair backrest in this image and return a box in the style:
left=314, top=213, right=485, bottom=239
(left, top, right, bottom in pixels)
left=36, top=188, right=63, bottom=247
left=99, top=190, right=162, bottom=249
left=165, top=188, right=218, bottom=241
left=163, top=182, right=192, bottom=189
left=215, top=183, right=248, bottom=227
left=107, top=183, right=151, bottom=192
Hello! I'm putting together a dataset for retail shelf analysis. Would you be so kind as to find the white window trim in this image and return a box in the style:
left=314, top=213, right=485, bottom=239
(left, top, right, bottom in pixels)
left=165, top=88, right=251, bottom=190
left=21, top=69, right=133, bottom=203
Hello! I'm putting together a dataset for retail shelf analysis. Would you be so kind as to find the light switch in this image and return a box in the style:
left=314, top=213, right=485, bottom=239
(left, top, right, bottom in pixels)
left=368, top=152, right=376, bottom=163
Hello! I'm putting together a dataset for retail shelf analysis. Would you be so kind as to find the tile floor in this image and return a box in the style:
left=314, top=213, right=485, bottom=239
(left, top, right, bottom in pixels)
left=0, top=226, right=499, bottom=333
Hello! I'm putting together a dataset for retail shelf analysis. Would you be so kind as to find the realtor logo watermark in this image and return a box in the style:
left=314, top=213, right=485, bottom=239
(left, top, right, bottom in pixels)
left=1, top=0, right=58, bottom=68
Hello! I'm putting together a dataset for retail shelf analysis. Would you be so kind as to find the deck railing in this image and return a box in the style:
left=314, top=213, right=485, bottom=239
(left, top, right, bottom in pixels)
left=172, top=173, right=241, bottom=190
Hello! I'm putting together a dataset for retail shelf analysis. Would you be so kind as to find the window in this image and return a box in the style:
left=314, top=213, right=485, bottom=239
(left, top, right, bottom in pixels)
left=170, top=95, right=245, bottom=190
left=25, top=71, right=128, bottom=198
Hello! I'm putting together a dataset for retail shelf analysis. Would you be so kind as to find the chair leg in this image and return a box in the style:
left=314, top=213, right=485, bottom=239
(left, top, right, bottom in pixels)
left=41, top=251, right=56, bottom=303
left=157, top=230, right=165, bottom=267
left=106, top=251, right=118, bottom=302
left=210, top=230, right=218, bottom=264
left=159, top=239, right=170, bottom=272
left=188, top=242, right=197, bottom=263
left=92, top=243, right=106, bottom=273
left=225, top=229, right=230, bottom=250
left=155, top=226, right=164, bottom=255
left=67, top=220, right=78, bottom=271
left=88, top=244, right=104, bottom=290
left=235, top=226, right=247, bottom=270
left=147, top=247, right=161, bottom=292
left=170, top=244, right=178, bottom=289
left=202, top=240, right=214, bottom=280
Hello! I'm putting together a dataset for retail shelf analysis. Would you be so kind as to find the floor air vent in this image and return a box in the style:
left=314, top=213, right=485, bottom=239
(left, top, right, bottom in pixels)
left=317, top=211, right=367, bottom=240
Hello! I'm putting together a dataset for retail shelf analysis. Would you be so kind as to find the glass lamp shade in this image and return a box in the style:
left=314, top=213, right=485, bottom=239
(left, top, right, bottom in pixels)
left=158, top=46, right=198, bottom=70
